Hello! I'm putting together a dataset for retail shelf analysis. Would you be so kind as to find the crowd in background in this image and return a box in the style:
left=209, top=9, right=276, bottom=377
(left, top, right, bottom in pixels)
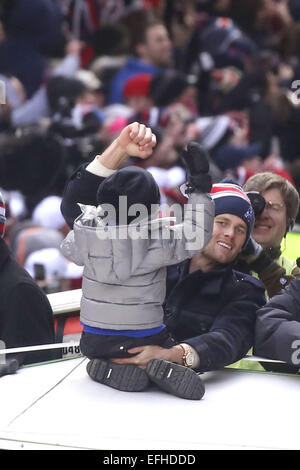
left=0, top=0, right=300, bottom=294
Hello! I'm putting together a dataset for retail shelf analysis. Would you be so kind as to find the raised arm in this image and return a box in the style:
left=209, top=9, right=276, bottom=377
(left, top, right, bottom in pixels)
left=60, top=122, right=156, bottom=227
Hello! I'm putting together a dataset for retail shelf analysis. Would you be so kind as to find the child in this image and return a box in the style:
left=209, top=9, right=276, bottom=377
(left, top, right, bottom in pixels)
left=61, top=123, right=214, bottom=399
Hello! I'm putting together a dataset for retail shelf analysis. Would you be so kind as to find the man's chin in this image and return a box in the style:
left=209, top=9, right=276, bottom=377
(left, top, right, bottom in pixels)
left=253, top=233, right=271, bottom=247
left=217, top=252, right=236, bottom=265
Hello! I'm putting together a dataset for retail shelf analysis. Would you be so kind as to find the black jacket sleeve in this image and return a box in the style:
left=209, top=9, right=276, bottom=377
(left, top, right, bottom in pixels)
left=254, top=278, right=300, bottom=367
left=2, top=282, right=56, bottom=365
left=60, top=163, right=105, bottom=228
left=187, top=279, right=266, bottom=372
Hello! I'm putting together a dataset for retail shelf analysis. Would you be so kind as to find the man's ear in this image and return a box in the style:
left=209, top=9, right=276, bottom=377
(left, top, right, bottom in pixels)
left=285, top=218, right=295, bottom=236
left=135, top=43, right=147, bottom=59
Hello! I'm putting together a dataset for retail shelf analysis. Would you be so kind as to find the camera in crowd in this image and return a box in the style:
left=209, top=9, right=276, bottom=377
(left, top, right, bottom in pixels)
left=246, top=191, right=266, bottom=217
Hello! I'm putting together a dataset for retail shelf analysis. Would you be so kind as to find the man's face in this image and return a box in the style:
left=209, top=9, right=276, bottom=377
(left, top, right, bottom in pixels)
left=252, top=188, right=287, bottom=249
left=201, top=213, right=247, bottom=267
left=142, top=25, right=172, bottom=67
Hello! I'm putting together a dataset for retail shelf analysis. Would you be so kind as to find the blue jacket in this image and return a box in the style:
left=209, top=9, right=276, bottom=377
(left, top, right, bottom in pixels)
left=108, top=57, right=160, bottom=104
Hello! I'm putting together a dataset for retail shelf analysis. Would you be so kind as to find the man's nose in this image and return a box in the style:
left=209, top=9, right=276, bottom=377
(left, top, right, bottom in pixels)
left=224, top=226, right=235, bottom=238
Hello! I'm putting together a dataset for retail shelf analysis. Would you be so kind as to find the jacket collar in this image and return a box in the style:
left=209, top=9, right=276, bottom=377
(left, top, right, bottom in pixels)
left=172, top=259, right=235, bottom=297
left=179, top=258, right=234, bottom=279
left=166, top=261, right=235, bottom=312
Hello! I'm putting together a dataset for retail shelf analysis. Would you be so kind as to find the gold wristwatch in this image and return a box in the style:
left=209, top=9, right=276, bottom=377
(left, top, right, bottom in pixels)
left=179, top=343, right=195, bottom=368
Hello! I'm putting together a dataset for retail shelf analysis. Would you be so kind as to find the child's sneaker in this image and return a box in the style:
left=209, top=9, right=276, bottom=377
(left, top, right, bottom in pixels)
left=86, top=359, right=150, bottom=392
left=146, top=359, right=205, bottom=400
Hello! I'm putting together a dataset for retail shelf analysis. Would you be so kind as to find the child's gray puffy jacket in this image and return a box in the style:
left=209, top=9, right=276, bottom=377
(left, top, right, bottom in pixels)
left=61, top=193, right=214, bottom=330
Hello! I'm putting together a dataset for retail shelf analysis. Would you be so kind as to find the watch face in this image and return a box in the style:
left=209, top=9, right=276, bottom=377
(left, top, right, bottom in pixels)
left=185, top=352, right=193, bottom=367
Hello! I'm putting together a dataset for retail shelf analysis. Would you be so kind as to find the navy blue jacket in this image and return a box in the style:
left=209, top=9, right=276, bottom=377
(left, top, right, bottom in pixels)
left=254, top=278, right=300, bottom=373
left=165, top=261, right=266, bottom=372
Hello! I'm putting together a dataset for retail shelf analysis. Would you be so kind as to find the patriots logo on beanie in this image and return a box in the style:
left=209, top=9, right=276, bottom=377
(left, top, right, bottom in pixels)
left=0, top=192, right=6, bottom=238
left=210, top=182, right=255, bottom=247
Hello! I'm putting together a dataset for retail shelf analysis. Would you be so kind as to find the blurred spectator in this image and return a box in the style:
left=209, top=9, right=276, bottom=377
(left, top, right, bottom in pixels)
left=212, top=141, right=263, bottom=172
left=8, top=195, right=83, bottom=293
left=122, top=69, right=198, bottom=120
left=123, top=73, right=153, bottom=113
left=24, top=247, right=83, bottom=293
left=11, top=223, right=64, bottom=269
left=90, top=23, right=130, bottom=97
left=108, top=17, right=173, bottom=104
left=0, top=0, right=66, bottom=98
left=32, top=195, right=69, bottom=236
left=9, top=39, right=83, bottom=128
left=9, top=195, right=67, bottom=264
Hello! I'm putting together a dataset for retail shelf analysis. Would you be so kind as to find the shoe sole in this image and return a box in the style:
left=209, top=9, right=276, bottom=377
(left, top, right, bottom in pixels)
left=86, top=359, right=149, bottom=392
left=146, top=359, right=205, bottom=400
